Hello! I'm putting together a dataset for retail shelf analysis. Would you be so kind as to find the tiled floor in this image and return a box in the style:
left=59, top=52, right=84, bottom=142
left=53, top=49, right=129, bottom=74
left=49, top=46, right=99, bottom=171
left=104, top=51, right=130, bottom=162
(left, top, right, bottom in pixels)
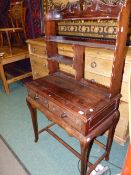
left=0, top=81, right=129, bottom=175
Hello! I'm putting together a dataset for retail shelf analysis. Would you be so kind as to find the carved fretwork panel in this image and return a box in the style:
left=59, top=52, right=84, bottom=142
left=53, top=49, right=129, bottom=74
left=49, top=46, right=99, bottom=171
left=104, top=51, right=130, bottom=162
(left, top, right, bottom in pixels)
left=58, top=20, right=117, bottom=39
left=42, top=0, right=131, bottom=43
left=43, top=0, right=124, bottom=11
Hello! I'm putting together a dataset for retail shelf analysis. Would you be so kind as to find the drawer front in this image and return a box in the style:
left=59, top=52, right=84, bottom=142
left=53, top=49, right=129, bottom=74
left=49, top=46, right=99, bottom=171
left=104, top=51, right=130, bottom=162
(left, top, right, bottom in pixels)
left=85, top=71, right=128, bottom=102
left=85, top=48, right=130, bottom=83
left=58, top=43, right=73, bottom=54
left=85, top=56, right=113, bottom=77
left=48, top=101, right=82, bottom=133
left=30, top=55, right=48, bottom=68
left=123, top=63, right=130, bottom=82
left=31, top=65, right=49, bottom=79
left=117, top=102, right=129, bottom=130
left=29, top=44, right=47, bottom=57
left=114, top=101, right=129, bottom=145
left=59, top=64, right=76, bottom=75
left=30, top=55, right=49, bottom=79
left=28, top=90, right=49, bottom=108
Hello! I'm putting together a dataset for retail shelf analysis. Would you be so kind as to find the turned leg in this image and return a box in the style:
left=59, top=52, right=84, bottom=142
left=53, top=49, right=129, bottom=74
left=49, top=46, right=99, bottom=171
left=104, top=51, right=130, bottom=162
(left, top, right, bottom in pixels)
left=80, top=141, right=91, bottom=175
left=26, top=99, right=39, bottom=142
left=105, top=110, right=120, bottom=160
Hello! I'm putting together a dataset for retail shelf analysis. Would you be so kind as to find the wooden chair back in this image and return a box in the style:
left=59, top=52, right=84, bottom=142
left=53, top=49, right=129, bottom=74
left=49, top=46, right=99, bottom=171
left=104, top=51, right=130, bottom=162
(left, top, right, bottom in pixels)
left=9, top=1, right=26, bottom=37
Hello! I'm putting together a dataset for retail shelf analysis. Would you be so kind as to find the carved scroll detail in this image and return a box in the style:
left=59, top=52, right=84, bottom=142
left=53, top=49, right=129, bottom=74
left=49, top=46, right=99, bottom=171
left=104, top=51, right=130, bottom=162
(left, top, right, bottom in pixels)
left=99, top=0, right=124, bottom=5
left=52, top=0, right=69, bottom=9
left=46, top=0, right=124, bottom=11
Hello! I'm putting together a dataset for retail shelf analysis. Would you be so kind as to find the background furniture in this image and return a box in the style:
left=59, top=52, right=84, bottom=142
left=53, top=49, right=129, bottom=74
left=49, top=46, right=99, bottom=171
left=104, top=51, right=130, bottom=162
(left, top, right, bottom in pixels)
left=0, top=1, right=32, bottom=95
left=26, top=0, right=130, bottom=175
left=121, top=64, right=131, bottom=175
left=0, top=0, right=10, bottom=28
left=0, top=1, right=26, bottom=55
left=0, top=47, right=32, bottom=95
left=9, top=1, right=26, bottom=38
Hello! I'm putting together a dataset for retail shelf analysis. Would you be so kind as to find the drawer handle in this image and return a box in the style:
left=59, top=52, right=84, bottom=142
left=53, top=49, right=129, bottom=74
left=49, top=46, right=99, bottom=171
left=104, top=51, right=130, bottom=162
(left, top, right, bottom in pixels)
left=91, top=61, right=97, bottom=68
left=91, top=79, right=96, bottom=83
left=34, top=95, right=39, bottom=100
left=43, top=63, right=47, bottom=68
left=32, top=48, right=37, bottom=53
left=34, top=72, right=39, bottom=76
left=61, top=112, right=67, bottom=118
left=44, top=50, right=47, bottom=55
left=44, top=99, right=48, bottom=104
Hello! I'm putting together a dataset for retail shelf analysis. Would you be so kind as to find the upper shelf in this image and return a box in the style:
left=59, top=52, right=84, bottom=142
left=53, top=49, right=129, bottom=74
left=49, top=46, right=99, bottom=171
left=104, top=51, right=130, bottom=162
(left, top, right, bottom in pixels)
left=48, top=54, right=73, bottom=65
left=45, top=36, right=115, bottom=50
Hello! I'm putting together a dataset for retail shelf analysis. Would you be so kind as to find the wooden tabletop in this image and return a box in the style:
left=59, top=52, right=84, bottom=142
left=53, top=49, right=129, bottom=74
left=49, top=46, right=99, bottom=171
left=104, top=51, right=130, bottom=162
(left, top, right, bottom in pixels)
left=0, top=28, right=22, bottom=32
left=0, top=46, right=29, bottom=65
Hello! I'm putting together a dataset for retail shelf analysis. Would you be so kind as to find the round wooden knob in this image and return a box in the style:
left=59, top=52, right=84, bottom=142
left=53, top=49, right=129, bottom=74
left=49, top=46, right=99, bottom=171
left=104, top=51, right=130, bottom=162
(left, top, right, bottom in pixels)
left=34, top=94, right=39, bottom=100
left=43, top=63, right=47, bottom=68
left=91, top=61, right=97, bottom=68
left=44, top=99, right=48, bottom=104
left=91, top=79, right=96, bottom=83
left=52, top=107, right=56, bottom=111
left=32, top=48, right=36, bottom=53
left=61, top=112, right=67, bottom=118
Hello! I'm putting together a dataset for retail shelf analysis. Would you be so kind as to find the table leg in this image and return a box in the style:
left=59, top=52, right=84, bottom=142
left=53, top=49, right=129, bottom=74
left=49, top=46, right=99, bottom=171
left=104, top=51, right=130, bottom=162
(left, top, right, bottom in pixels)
left=105, top=110, right=120, bottom=161
left=0, top=63, right=10, bottom=95
left=80, top=141, right=92, bottom=175
left=26, top=99, right=39, bottom=142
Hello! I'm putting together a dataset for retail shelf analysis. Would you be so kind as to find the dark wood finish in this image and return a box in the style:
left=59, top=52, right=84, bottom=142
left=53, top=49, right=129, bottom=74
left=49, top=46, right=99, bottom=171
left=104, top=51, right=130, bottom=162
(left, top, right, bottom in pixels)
left=26, top=0, right=131, bottom=175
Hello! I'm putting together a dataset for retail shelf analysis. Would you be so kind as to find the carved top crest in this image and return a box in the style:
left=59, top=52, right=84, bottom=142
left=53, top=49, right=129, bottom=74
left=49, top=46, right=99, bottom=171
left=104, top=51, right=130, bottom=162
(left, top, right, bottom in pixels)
left=46, top=0, right=125, bottom=20
left=51, top=0, right=124, bottom=9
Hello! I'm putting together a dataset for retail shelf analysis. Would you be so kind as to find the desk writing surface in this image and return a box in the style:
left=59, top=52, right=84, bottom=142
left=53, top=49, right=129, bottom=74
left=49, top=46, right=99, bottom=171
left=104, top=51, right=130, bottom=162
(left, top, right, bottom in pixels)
left=26, top=72, right=112, bottom=119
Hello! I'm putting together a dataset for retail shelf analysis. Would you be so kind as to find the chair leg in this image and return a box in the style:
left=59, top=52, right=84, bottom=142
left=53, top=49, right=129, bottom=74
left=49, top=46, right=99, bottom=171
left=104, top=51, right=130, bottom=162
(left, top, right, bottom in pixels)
left=105, top=110, right=120, bottom=161
left=26, top=99, right=39, bottom=142
left=0, top=63, right=10, bottom=95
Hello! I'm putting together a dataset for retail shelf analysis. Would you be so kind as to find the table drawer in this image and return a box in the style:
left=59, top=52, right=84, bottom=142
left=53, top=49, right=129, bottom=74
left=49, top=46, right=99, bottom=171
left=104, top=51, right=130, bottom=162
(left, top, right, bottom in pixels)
left=30, top=55, right=49, bottom=79
left=59, top=64, right=75, bottom=75
left=31, top=65, right=48, bottom=80
left=48, top=101, right=82, bottom=133
left=85, top=71, right=128, bottom=102
left=85, top=50, right=130, bottom=83
left=30, top=55, right=48, bottom=69
left=28, top=89, right=49, bottom=108
left=29, top=44, right=47, bottom=57
left=85, top=56, right=113, bottom=77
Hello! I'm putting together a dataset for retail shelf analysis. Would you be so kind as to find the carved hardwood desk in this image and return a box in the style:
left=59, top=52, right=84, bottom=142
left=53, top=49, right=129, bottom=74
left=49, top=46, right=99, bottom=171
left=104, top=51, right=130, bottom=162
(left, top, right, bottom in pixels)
left=26, top=72, right=120, bottom=175
left=26, top=0, right=131, bottom=174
